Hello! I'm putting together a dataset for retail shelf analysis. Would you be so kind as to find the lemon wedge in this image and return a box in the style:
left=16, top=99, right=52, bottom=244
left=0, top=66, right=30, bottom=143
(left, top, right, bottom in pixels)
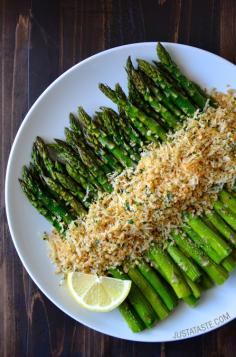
left=67, top=272, right=132, bottom=312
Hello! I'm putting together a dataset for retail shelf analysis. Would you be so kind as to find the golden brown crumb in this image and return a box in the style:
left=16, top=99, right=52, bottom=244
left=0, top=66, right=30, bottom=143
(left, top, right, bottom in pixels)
left=47, top=91, right=236, bottom=275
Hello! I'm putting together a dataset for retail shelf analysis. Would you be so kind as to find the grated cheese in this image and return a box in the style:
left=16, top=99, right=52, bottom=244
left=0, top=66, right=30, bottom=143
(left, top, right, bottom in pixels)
left=48, top=91, right=236, bottom=275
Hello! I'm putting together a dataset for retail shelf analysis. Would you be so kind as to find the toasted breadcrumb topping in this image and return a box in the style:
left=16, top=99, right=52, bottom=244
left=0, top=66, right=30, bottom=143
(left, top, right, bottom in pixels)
left=48, top=91, right=236, bottom=275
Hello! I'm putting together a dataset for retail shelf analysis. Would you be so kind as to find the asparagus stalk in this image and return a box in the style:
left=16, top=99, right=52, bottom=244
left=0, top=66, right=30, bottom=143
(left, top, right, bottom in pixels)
left=19, top=179, right=64, bottom=234
left=54, top=171, right=90, bottom=207
left=126, top=57, right=168, bottom=130
left=156, top=42, right=208, bottom=109
left=99, top=106, right=144, bottom=149
left=65, top=163, right=98, bottom=201
left=149, top=246, right=191, bottom=298
left=185, top=215, right=232, bottom=262
left=21, top=166, right=75, bottom=225
left=130, top=69, right=180, bottom=129
left=154, top=59, right=217, bottom=108
left=43, top=176, right=86, bottom=216
left=182, top=224, right=223, bottom=264
left=171, top=231, right=228, bottom=285
left=221, top=255, right=236, bottom=273
left=114, top=83, right=169, bottom=140
left=213, top=200, right=236, bottom=231
left=137, top=59, right=197, bottom=116
left=141, top=69, right=186, bottom=121
left=109, top=268, right=157, bottom=328
left=118, top=301, right=145, bottom=332
left=183, top=273, right=201, bottom=299
left=57, top=136, right=113, bottom=193
left=219, top=190, right=236, bottom=215
left=69, top=114, right=111, bottom=169
left=32, top=138, right=88, bottom=214
left=202, top=216, right=222, bottom=236
left=138, top=262, right=177, bottom=311
left=34, top=137, right=60, bottom=180
left=63, top=132, right=113, bottom=193
left=99, top=83, right=167, bottom=141
left=65, top=127, right=111, bottom=174
left=205, top=211, right=236, bottom=247
left=34, top=142, right=91, bottom=209
left=78, top=106, right=135, bottom=168
left=49, top=140, right=103, bottom=191
left=95, top=107, right=140, bottom=162
left=153, top=61, right=187, bottom=96
left=128, top=77, right=165, bottom=126
left=167, top=243, right=201, bottom=282
left=69, top=113, right=124, bottom=173
left=128, top=267, right=169, bottom=320
left=116, top=112, right=144, bottom=148
left=183, top=295, right=200, bottom=307
left=200, top=272, right=213, bottom=290
left=115, top=83, right=162, bottom=142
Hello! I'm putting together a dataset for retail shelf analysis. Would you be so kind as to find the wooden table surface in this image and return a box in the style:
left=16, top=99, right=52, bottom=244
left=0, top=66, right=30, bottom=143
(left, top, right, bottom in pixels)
left=1, top=0, right=236, bottom=356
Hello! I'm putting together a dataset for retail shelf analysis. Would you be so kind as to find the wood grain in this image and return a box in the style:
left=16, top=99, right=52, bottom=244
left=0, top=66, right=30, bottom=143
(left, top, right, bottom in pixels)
left=1, top=0, right=236, bottom=356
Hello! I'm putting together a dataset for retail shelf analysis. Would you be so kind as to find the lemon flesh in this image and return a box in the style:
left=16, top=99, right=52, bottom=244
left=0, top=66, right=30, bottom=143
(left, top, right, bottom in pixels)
left=67, top=272, right=132, bottom=312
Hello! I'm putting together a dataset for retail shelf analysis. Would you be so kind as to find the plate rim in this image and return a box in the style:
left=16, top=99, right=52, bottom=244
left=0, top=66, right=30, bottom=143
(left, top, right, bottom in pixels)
left=5, top=41, right=236, bottom=342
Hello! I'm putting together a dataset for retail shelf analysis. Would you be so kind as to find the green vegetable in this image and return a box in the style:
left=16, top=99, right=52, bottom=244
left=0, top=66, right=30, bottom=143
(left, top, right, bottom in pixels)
left=157, top=42, right=208, bottom=109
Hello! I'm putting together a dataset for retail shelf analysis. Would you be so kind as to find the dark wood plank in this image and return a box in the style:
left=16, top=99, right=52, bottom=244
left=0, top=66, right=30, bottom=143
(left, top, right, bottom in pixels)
left=177, top=0, right=221, bottom=53
left=1, top=0, right=236, bottom=356
left=29, top=0, right=60, bottom=105
left=140, top=0, right=182, bottom=42
left=59, top=0, right=109, bottom=72
left=0, top=2, right=32, bottom=357
left=220, top=0, right=236, bottom=64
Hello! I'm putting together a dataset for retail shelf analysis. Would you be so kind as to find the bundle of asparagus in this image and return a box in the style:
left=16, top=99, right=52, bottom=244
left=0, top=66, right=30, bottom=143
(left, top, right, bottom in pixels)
left=19, top=43, right=236, bottom=333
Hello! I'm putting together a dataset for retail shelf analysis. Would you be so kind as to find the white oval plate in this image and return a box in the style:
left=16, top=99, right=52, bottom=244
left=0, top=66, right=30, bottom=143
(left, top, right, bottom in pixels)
left=5, top=42, right=236, bottom=342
